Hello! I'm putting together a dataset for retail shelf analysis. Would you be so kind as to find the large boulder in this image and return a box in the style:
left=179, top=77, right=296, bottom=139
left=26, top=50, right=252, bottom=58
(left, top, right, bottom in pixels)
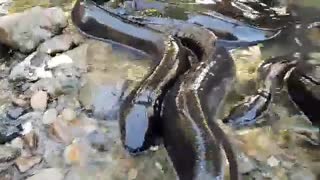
left=0, top=6, right=67, bottom=53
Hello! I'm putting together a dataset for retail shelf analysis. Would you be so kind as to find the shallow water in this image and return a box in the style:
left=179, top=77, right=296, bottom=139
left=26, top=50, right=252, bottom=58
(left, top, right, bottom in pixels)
left=7, top=0, right=320, bottom=179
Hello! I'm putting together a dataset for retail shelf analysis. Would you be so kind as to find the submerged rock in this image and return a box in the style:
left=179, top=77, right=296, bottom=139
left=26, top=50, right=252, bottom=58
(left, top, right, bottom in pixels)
left=26, top=168, right=64, bottom=180
left=0, top=6, right=67, bottom=53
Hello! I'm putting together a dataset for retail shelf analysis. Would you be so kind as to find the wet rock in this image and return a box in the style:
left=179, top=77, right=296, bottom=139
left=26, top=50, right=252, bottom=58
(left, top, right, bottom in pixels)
left=42, top=109, right=57, bottom=125
left=26, top=168, right=64, bottom=180
left=0, top=145, right=20, bottom=172
left=56, top=95, right=81, bottom=112
left=15, top=155, right=42, bottom=173
left=86, top=130, right=108, bottom=151
left=30, top=90, right=48, bottom=111
left=53, top=64, right=82, bottom=94
left=38, top=34, right=74, bottom=55
left=29, top=78, right=62, bottom=97
left=63, top=43, right=88, bottom=70
left=290, top=168, right=316, bottom=180
left=0, top=6, right=67, bottom=53
left=9, top=52, right=52, bottom=81
left=61, top=108, right=77, bottom=122
left=63, top=139, right=89, bottom=166
left=47, top=54, right=73, bottom=69
left=6, top=106, right=26, bottom=119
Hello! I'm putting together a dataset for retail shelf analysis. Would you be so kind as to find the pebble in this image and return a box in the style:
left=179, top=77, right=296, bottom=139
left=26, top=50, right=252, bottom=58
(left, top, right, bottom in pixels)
left=15, top=156, right=42, bottom=173
left=50, top=119, right=72, bottom=144
left=26, top=168, right=64, bottom=180
left=42, top=109, right=58, bottom=125
left=267, top=156, right=280, bottom=167
left=30, top=91, right=48, bottom=111
left=63, top=139, right=89, bottom=166
left=61, top=108, right=77, bottom=122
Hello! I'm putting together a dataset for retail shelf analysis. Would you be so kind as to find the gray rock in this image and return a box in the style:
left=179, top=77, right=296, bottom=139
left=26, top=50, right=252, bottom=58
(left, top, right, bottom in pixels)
left=26, top=168, right=64, bottom=180
left=47, top=54, right=73, bottom=69
left=0, top=6, right=67, bottom=53
left=9, top=52, right=52, bottom=81
left=63, top=43, right=88, bottom=70
left=0, top=115, right=22, bottom=144
left=30, top=90, right=48, bottom=111
left=6, top=106, right=26, bottom=119
left=0, top=145, right=20, bottom=172
left=42, top=109, right=57, bottom=125
left=38, top=34, right=74, bottom=55
left=53, top=64, right=82, bottom=94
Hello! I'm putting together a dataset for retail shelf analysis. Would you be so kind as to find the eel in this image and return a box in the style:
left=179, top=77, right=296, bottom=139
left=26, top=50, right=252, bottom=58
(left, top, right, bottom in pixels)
left=223, top=56, right=297, bottom=128
left=162, top=46, right=239, bottom=179
left=71, top=0, right=239, bottom=179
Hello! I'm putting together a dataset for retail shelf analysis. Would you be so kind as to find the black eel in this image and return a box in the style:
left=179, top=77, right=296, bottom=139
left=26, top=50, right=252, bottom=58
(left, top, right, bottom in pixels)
left=223, top=56, right=297, bottom=128
left=71, top=0, right=239, bottom=179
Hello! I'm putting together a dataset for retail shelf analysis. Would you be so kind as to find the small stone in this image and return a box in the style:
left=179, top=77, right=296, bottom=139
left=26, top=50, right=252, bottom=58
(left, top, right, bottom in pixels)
left=30, top=91, right=48, bottom=111
left=15, top=156, right=42, bottom=173
left=128, top=168, right=138, bottom=180
left=26, top=168, right=64, bottom=180
left=47, top=54, right=73, bottom=69
left=238, top=153, right=256, bottom=174
left=267, top=156, right=280, bottom=167
left=61, top=108, right=77, bottom=122
left=42, top=109, right=57, bottom=125
left=6, top=106, right=25, bottom=119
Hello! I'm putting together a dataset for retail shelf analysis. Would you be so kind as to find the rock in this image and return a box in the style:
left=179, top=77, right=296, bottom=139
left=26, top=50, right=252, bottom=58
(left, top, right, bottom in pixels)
left=15, top=156, right=42, bottom=173
left=0, top=0, right=12, bottom=16
left=9, top=52, right=52, bottom=81
left=47, top=54, right=73, bottom=69
left=0, top=6, right=67, bottom=53
left=86, top=130, right=108, bottom=151
left=8, top=137, right=24, bottom=150
left=56, top=95, right=81, bottom=112
left=26, top=168, right=64, bottom=180
left=11, top=97, right=28, bottom=107
left=63, top=44, right=88, bottom=70
left=53, top=64, right=81, bottom=94
left=0, top=145, right=20, bottom=172
left=61, top=108, right=77, bottom=122
left=29, top=78, right=62, bottom=97
left=0, top=43, right=9, bottom=59
left=128, top=168, right=138, bottom=180
left=63, top=139, right=89, bottom=166
left=267, top=156, right=280, bottom=167
left=42, top=109, right=57, bottom=125
left=0, top=115, right=22, bottom=144
left=290, top=168, right=316, bottom=180
left=238, top=153, right=257, bottom=174
left=50, top=119, right=72, bottom=144
left=30, top=90, right=48, bottom=111
left=24, top=131, right=39, bottom=152
left=38, top=34, right=74, bottom=55
left=6, top=106, right=26, bottom=119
